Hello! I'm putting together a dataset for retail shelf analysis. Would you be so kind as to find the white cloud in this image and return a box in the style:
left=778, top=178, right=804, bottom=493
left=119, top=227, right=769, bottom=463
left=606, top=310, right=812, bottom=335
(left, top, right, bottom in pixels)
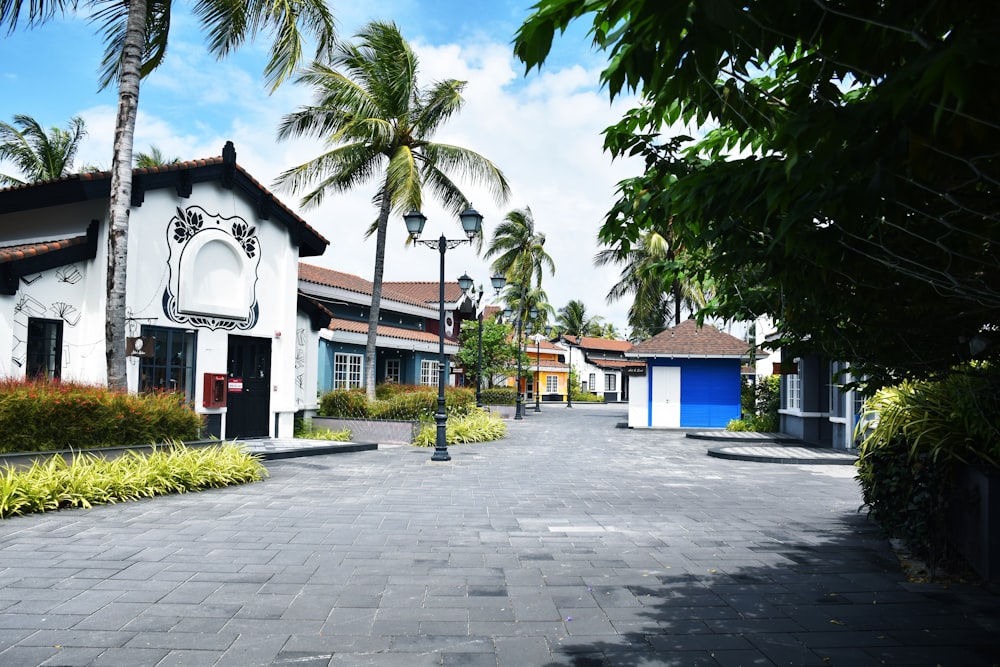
left=4, top=15, right=644, bottom=335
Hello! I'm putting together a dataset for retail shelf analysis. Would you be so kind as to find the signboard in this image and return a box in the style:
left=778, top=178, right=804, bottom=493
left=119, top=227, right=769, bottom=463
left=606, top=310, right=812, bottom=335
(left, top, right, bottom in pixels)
left=227, top=378, right=244, bottom=392
left=126, top=336, right=155, bottom=357
left=773, top=361, right=799, bottom=375
left=626, top=366, right=647, bottom=377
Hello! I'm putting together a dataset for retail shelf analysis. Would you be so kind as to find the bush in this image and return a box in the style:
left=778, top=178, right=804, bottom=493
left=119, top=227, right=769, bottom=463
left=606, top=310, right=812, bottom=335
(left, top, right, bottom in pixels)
left=479, top=387, right=516, bottom=405
left=294, top=419, right=351, bottom=441
left=319, top=389, right=369, bottom=418
left=0, top=444, right=267, bottom=518
left=856, top=365, right=1000, bottom=570
left=732, top=375, right=779, bottom=432
left=572, top=391, right=604, bottom=403
left=0, top=379, right=203, bottom=454
left=412, top=410, right=507, bottom=446
left=320, top=385, right=476, bottom=421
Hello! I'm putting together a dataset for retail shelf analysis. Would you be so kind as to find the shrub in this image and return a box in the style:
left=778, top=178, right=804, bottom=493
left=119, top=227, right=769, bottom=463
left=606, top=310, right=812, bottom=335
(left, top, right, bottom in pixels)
left=480, top=387, right=516, bottom=405
left=294, top=419, right=351, bottom=441
left=412, top=410, right=507, bottom=446
left=856, top=365, right=1000, bottom=570
left=319, top=389, right=369, bottom=418
left=733, top=375, right=779, bottom=432
left=0, top=379, right=203, bottom=454
left=319, top=385, right=476, bottom=421
left=0, top=444, right=267, bottom=518
left=572, top=391, right=604, bottom=403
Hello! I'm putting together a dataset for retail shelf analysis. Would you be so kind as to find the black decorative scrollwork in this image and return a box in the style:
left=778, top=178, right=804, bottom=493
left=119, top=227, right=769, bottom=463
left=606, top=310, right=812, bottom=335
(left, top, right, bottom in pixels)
left=232, top=221, right=258, bottom=258
left=172, top=206, right=205, bottom=243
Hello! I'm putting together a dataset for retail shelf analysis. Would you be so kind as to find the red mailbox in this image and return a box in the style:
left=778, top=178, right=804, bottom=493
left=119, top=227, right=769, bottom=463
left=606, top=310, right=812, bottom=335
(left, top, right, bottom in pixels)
left=203, top=373, right=227, bottom=408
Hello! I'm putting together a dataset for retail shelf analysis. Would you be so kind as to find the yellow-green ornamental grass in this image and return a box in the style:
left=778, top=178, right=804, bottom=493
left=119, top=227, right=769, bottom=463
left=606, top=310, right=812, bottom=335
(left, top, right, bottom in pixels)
left=413, top=410, right=506, bottom=447
left=0, top=445, right=267, bottom=519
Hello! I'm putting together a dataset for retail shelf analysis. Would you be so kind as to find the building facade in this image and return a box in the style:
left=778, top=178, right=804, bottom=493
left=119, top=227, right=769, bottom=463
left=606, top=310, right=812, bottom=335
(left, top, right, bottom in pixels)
left=0, top=142, right=327, bottom=439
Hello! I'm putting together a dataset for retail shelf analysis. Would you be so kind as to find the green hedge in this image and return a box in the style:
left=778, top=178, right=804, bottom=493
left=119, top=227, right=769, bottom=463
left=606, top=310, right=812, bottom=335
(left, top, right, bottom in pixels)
left=857, top=365, right=1000, bottom=569
left=319, top=385, right=476, bottom=421
left=0, top=379, right=203, bottom=454
left=479, top=387, right=516, bottom=405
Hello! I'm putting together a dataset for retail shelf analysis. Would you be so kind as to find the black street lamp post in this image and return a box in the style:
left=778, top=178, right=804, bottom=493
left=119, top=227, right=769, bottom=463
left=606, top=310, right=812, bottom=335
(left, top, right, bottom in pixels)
left=405, top=207, right=483, bottom=462
left=534, top=333, right=542, bottom=412
left=513, top=304, right=537, bottom=420
left=566, top=338, right=573, bottom=408
left=458, top=272, right=506, bottom=408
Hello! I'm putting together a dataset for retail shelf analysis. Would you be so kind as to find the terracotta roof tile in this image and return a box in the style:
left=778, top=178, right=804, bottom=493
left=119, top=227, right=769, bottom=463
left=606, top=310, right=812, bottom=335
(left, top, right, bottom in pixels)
left=327, top=317, right=445, bottom=345
left=0, top=234, right=89, bottom=263
left=564, top=335, right=634, bottom=352
left=628, top=319, right=751, bottom=357
left=299, top=264, right=432, bottom=308
left=383, top=281, right=464, bottom=304
left=0, top=150, right=328, bottom=250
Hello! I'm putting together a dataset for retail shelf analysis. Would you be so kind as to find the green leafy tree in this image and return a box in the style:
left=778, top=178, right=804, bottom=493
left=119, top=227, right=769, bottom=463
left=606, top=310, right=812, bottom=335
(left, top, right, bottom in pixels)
left=0, top=114, right=86, bottom=186
left=1, top=0, right=336, bottom=390
left=456, top=318, right=518, bottom=389
left=515, top=0, right=1000, bottom=386
left=276, top=21, right=510, bottom=400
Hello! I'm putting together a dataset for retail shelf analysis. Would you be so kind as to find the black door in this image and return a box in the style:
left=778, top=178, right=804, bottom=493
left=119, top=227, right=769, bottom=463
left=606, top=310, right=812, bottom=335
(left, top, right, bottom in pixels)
left=227, top=335, right=271, bottom=438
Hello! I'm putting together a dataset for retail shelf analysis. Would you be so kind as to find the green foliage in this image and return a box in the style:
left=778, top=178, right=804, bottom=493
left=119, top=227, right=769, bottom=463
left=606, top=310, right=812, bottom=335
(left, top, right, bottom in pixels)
left=856, top=365, right=1000, bottom=569
left=0, top=379, right=203, bottom=454
left=412, top=410, right=507, bottom=446
left=480, top=387, right=516, bottom=405
left=0, top=445, right=267, bottom=518
left=456, top=318, right=518, bottom=389
left=319, top=385, right=476, bottom=421
left=294, top=419, right=351, bottom=441
left=0, top=114, right=87, bottom=186
left=732, top=375, right=780, bottom=432
left=515, top=1, right=1000, bottom=387
left=319, top=389, right=369, bottom=419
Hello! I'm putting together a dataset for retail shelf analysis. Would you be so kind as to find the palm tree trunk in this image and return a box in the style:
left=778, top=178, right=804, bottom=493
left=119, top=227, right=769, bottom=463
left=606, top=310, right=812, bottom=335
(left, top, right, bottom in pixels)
left=364, top=175, right=393, bottom=400
left=105, top=0, right=147, bottom=391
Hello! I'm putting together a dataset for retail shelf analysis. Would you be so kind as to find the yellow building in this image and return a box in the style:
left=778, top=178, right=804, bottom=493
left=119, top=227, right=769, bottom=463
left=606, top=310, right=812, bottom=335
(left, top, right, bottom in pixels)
left=509, top=338, right=570, bottom=403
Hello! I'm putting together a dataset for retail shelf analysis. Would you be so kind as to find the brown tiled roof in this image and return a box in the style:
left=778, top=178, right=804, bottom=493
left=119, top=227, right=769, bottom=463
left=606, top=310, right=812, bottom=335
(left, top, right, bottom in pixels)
left=327, top=317, right=446, bottom=346
left=590, top=358, right=646, bottom=370
left=0, top=144, right=328, bottom=256
left=628, top=319, right=751, bottom=357
left=0, top=234, right=89, bottom=263
left=564, top=335, right=633, bottom=352
left=299, top=264, right=433, bottom=309
left=383, top=281, right=464, bottom=304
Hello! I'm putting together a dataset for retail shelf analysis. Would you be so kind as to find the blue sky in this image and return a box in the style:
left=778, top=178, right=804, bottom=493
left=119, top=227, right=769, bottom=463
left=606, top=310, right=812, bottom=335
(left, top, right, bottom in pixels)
left=0, top=0, right=641, bottom=332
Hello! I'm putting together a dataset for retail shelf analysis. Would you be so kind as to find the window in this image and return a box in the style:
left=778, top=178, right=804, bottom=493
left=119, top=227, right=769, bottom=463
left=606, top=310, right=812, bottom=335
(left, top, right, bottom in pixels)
left=786, top=363, right=801, bottom=410
left=385, top=358, right=400, bottom=384
left=334, top=353, right=363, bottom=389
left=588, top=373, right=596, bottom=393
left=546, top=375, right=558, bottom=393
left=140, top=326, right=197, bottom=401
left=420, top=359, right=438, bottom=386
left=605, top=373, right=616, bottom=392
left=526, top=375, right=534, bottom=398
left=26, top=318, right=62, bottom=380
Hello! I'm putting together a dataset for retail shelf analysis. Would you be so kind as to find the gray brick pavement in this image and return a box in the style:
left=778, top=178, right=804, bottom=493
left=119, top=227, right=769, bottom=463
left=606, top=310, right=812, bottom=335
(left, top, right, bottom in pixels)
left=0, top=403, right=997, bottom=666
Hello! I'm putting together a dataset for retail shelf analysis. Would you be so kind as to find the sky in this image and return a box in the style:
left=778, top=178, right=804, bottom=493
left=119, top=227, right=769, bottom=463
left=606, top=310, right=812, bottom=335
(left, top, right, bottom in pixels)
left=0, top=0, right=643, bottom=334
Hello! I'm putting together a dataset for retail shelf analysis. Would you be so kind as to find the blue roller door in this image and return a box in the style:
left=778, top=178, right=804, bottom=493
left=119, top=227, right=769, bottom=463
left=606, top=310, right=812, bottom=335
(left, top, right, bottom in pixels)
left=679, top=358, right=741, bottom=427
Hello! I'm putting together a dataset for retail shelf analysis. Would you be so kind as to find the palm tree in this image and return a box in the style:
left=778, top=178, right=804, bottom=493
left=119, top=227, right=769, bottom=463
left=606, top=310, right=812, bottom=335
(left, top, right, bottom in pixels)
left=135, top=146, right=180, bottom=168
left=275, top=21, right=510, bottom=400
left=485, top=207, right=554, bottom=290
left=503, top=284, right=554, bottom=334
left=1, top=0, right=336, bottom=391
left=555, top=299, right=604, bottom=339
left=0, top=114, right=86, bottom=186
left=596, top=229, right=716, bottom=338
